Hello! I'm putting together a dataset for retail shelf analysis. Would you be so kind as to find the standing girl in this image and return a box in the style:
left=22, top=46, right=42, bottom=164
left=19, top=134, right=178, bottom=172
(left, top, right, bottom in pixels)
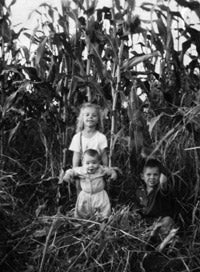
left=69, top=103, right=108, bottom=193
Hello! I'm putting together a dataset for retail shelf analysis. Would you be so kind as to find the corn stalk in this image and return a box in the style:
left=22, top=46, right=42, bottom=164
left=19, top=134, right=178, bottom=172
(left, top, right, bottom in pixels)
left=129, top=81, right=144, bottom=155
left=109, top=40, right=124, bottom=167
left=85, top=0, right=92, bottom=102
left=0, top=46, right=4, bottom=175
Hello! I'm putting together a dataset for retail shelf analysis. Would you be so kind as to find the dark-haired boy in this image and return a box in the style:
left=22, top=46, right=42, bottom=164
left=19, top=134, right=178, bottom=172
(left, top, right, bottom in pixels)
left=137, top=158, right=172, bottom=219
left=136, top=158, right=177, bottom=251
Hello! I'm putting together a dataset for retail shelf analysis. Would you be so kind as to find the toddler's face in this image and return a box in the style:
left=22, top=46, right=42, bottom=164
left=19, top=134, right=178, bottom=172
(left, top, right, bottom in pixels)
left=83, top=107, right=99, bottom=128
left=83, top=154, right=99, bottom=174
left=142, top=167, right=160, bottom=189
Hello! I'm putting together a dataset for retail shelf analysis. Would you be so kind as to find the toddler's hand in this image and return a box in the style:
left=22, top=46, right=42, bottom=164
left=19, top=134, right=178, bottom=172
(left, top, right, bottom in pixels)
left=110, top=170, right=117, bottom=181
left=63, top=169, right=74, bottom=183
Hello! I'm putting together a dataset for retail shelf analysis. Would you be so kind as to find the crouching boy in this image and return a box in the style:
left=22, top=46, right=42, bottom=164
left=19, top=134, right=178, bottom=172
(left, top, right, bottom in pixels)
left=136, top=158, right=178, bottom=251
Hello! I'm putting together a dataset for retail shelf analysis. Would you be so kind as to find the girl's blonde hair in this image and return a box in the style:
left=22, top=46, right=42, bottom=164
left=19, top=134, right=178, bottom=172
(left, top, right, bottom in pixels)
left=76, top=103, right=104, bottom=133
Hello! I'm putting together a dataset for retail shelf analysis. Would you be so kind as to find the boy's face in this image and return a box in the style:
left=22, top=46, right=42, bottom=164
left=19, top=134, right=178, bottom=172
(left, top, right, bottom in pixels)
left=83, top=153, right=100, bottom=174
left=142, top=166, right=160, bottom=189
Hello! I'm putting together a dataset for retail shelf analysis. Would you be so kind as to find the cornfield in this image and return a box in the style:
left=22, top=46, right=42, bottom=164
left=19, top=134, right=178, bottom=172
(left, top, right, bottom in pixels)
left=0, top=0, right=200, bottom=271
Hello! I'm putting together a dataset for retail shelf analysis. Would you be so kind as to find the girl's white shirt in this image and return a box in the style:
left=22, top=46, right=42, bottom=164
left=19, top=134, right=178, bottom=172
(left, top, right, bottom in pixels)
left=69, top=131, right=107, bottom=155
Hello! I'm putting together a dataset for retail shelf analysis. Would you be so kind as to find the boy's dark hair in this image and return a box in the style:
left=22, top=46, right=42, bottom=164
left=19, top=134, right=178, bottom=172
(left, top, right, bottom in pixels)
left=83, top=149, right=100, bottom=159
left=143, top=158, right=162, bottom=173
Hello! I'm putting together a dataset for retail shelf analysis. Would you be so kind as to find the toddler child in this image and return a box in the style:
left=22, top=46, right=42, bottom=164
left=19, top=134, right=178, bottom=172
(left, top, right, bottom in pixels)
left=63, top=149, right=117, bottom=219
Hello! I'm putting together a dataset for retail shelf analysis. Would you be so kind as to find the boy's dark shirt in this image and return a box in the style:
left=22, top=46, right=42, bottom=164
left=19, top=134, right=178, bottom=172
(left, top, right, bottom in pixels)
left=136, top=183, right=172, bottom=219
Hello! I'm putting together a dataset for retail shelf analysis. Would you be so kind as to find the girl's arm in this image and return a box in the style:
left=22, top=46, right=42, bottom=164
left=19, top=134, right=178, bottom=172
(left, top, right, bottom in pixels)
left=101, top=148, right=108, bottom=166
left=72, top=151, right=82, bottom=196
left=72, top=151, right=81, bottom=167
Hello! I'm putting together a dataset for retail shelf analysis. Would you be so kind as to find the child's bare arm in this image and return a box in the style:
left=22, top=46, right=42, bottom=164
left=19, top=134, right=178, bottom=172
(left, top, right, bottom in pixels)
left=101, top=148, right=108, bottom=166
left=63, top=169, right=76, bottom=183
left=72, top=152, right=82, bottom=196
left=72, top=151, right=81, bottom=167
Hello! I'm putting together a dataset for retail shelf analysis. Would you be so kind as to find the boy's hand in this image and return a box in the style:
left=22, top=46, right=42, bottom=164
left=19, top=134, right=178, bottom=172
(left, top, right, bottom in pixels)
left=160, top=173, right=168, bottom=190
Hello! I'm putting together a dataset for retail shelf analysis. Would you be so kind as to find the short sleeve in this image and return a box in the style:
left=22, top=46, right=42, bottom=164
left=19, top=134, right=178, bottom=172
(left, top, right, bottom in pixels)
left=69, top=131, right=107, bottom=155
left=98, top=132, right=108, bottom=151
left=69, top=132, right=81, bottom=153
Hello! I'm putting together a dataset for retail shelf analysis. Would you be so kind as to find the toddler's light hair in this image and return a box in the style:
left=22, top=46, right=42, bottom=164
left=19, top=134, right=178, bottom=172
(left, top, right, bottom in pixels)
left=76, top=103, right=104, bottom=133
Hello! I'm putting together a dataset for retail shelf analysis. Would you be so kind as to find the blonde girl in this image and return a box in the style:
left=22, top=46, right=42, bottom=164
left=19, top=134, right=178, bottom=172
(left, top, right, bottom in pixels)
left=69, top=103, right=108, bottom=193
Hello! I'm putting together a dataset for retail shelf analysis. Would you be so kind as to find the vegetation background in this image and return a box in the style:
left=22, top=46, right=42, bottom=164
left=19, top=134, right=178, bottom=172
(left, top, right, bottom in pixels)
left=0, top=0, right=200, bottom=271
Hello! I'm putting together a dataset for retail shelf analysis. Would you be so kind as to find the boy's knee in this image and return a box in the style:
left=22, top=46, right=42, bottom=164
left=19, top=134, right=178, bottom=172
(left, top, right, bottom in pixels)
left=158, top=216, right=174, bottom=235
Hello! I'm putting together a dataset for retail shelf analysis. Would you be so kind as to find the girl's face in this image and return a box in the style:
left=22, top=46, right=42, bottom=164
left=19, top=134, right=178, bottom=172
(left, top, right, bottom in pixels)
left=83, top=107, right=99, bottom=128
